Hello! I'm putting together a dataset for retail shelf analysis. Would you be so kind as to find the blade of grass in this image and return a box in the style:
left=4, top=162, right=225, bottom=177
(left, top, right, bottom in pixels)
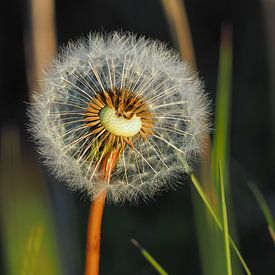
left=160, top=0, right=196, bottom=66
left=26, top=0, right=57, bottom=90
left=209, top=23, right=242, bottom=275
left=190, top=173, right=251, bottom=275
left=248, top=181, right=275, bottom=243
left=131, top=239, right=169, bottom=275
left=219, top=161, right=232, bottom=275
left=0, top=126, right=62, bottom=275
left=21, top=224, right=44, bottom=275
left=211, top=24, right=233, bottom=191
left=161, top=1, right=223, bottom=273
left=161, top=3, right=242, bottom=273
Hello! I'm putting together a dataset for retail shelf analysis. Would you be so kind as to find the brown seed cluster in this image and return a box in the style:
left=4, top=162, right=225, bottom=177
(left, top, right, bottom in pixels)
left=84, top=89, right=154, bottom=153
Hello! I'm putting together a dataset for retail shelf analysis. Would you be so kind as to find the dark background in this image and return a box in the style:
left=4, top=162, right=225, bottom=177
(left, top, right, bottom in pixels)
left=1, top=0, right=274, bottom=274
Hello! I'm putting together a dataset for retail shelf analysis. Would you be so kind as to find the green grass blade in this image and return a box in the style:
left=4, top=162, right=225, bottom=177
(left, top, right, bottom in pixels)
left=190, top=174, right=220, bottom=226
left=20, top=224, right=44, bottom=275
left=219, top=162, right=232, bottom=275
left=0, top=126, right=62, bottom=275
left=190, top=173, right=252, bottom=275
left=131, top=239, right=169, bottom=275
left=248, top=181, right=275, bottom=243
left=190, top=24, right=236, bottom=275
left=211, top=24, right=232, bottom=190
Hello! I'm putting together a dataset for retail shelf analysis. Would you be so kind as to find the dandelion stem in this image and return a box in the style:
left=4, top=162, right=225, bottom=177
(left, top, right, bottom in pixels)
left=85, top=191, right=107, bottom=275
left=85, top=149, right=120, bottom=275
left=84, top=191, right=106, bottom=275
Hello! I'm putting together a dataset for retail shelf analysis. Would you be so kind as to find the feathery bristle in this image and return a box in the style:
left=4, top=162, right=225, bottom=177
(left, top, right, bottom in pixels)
left=28, top=32, right=210, bottom=203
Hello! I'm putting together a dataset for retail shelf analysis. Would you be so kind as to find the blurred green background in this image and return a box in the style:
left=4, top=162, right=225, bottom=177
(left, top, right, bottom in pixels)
left=0, top=0, right=274, bottom=274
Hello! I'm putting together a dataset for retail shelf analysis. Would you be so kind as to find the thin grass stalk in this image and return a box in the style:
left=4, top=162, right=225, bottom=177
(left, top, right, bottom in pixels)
left=160, top=0, right=196, bottom=66
left=160, top=0, right=211, bottom=187
left=219, top=162, right=232, bottom=275
left=160, top=2, right=237, bottom=274
left=212, top=24, right=244, bottom=275
left=190, top=173, right=251, bottom=275
left=131, top=239, right=169, bottom=275
left=29, top=0, right=57, bottom=90
left=248, top=181, right=275, bottom=244
left=211, top=24, right=232, bottom=192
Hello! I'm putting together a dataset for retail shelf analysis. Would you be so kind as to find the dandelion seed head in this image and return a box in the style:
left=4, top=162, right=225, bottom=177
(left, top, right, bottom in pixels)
left=28, top=32, right=210, bottom=204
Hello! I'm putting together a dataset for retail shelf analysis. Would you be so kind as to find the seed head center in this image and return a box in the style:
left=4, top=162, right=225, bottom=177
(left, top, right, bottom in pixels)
left=99, top=107, right=142, bottom=137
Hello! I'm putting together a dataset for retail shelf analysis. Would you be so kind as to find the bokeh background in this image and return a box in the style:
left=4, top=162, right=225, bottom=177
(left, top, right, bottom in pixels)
left=1, top=0, right=274, bottom=274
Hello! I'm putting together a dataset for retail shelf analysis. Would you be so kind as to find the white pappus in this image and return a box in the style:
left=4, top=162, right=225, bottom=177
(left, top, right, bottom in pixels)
left=28, top=32, right=210, bottom=204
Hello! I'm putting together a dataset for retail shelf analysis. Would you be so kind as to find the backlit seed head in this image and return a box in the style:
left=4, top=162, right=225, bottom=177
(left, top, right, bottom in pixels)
left=28, top=32, right=210, bottom=203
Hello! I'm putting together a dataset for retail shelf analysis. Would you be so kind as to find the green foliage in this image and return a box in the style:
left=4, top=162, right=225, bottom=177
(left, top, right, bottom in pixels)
left=191, top=24, right=234, bottom=275
left=134, top=22, right=253, bottom=275
left=248, top=182, right=275, bottom=244
left=190, top=174, right=251, bottom=275
left=131, top=239, right=169, bottom=275
left=219, top=162, right=232, bottom=275
left=191, top=24, right=248, bottom=275
left=211, top=24, right=232, bottom=191
left=0, top=127, right=62, bottom=275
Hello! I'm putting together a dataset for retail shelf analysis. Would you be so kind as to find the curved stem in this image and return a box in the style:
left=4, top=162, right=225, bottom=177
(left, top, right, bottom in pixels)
left=85, top=191, right=107, bottom=275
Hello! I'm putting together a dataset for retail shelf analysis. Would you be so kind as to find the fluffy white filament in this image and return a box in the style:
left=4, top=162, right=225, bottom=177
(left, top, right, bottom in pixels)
left=28, top=32, right=210, bottom=203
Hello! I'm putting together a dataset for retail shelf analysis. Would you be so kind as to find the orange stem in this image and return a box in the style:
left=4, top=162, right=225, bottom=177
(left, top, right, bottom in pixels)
left=85, top=191, right=107, bottom=275
left=84, top=148, right=120, bottom=275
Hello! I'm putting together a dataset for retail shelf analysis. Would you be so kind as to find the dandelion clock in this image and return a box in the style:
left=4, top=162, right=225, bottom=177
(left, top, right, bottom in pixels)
left=28, top=32, right=210, bottom=275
